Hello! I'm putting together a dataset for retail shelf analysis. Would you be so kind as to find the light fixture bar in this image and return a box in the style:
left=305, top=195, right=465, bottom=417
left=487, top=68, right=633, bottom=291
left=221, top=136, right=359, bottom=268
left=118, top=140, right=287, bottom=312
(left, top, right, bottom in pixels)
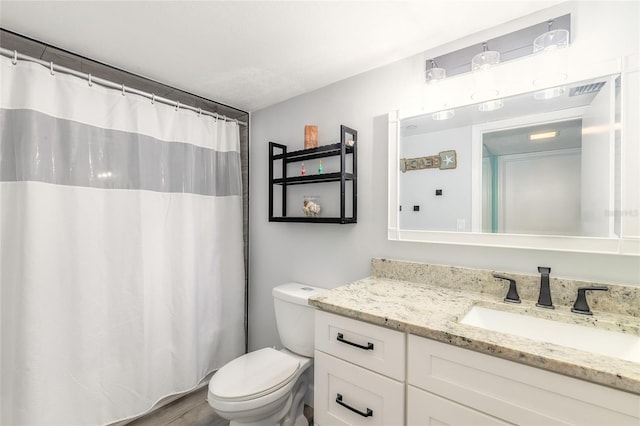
left=427, top=14, right=570, bottom=79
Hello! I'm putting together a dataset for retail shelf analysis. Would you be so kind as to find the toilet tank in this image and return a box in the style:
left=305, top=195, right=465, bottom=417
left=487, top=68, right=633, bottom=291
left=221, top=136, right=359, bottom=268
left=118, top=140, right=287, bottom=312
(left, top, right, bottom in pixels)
left=273, top=283, right=326, bottom=357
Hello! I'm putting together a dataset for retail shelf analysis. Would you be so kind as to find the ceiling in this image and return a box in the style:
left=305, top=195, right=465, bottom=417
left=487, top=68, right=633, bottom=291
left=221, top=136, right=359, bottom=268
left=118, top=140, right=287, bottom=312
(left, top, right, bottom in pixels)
left=483, top=119, right=582, bottom=156
left=400, top=75, right=612, bottom=157
left=400, top=75, right=609, bottom=139
left=0, top=1, right=562, bottom=112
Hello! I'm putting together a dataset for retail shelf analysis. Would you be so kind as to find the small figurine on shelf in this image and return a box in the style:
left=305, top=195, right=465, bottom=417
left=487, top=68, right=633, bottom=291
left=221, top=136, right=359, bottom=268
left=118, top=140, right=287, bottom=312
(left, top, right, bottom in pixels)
left=301, top=162, right=306, bottom=176
left=318, top=160, right=323, bottom=175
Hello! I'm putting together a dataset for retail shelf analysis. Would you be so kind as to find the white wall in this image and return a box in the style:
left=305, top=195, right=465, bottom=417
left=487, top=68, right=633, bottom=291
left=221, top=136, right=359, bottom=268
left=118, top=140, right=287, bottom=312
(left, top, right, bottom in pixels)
left=400, top=126, right=472, bottom=231
left=249, top=1, right=640, bottom=351
left=499, top=149, right=581, bottom=235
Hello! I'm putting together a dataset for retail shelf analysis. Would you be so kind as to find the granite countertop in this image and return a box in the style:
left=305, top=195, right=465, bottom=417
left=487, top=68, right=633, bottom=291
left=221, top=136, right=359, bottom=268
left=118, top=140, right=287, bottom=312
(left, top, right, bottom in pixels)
left=309, top=275, right=640, bottom=395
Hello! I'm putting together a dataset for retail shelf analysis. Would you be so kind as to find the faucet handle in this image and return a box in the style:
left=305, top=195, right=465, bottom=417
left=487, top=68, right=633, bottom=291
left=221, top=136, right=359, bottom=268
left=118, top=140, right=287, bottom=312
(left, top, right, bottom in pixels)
left=571, top=286, right=609, bottom=315
left=538, top=266, right=551, bottom=275
left=492, top=273, right=521, bottom=304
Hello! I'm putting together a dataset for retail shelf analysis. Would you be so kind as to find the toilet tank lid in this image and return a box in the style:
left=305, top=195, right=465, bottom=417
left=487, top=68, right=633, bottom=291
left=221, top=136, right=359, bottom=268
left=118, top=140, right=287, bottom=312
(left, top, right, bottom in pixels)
left=272, top=283, right=326, bottom=305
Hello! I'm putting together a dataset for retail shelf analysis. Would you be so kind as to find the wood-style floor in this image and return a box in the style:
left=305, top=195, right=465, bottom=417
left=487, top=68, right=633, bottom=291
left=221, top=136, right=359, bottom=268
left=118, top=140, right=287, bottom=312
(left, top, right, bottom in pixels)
left=126, top=386, right=313, bottom=426
left=126, top=387, right=228, bottom=426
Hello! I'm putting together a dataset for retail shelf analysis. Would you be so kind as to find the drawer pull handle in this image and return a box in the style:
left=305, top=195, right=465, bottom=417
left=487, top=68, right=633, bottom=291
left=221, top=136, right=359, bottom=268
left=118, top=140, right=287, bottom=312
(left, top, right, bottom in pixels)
left=337, top=332, right=374, bottom=350
left=336, top=393, right=373, bottom=418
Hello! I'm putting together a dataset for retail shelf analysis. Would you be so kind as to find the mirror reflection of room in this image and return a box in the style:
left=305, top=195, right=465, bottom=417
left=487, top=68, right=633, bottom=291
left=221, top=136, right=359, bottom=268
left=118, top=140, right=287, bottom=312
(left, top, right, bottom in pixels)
left=399, top=74, right=620, bottom=237
left=481, top=119, right=583, bottom=236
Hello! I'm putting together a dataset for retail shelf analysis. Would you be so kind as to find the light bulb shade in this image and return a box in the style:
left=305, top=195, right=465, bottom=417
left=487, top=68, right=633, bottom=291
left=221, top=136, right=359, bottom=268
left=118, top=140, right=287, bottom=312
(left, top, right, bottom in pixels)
left=471, top=48, right=500, bottom=101
left=531, top=28, right=569, bottom=92
left=432, top=109, right=455, bottom=120
left=472, top=50, right=500, bottom=71
left=533, top=29, right=569, bottom=53
left=426, top=67, right=447, bottom=84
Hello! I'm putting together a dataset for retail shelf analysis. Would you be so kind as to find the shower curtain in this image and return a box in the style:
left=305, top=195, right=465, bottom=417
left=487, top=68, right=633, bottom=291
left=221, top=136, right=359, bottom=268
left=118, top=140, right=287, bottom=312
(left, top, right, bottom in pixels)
left=0, top=55, right=245, bottom=425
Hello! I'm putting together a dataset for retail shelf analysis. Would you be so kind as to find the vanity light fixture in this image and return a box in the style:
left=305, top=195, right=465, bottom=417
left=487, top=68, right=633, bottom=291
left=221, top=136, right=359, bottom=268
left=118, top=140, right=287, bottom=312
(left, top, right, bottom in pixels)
left=425, top=59, right=447, bottom=84
left=471, top=42, right=503, bottom=111
left=472, top=42, right=500, bottom=71
left=532, top=20, right=570, bottom=100
left=529, top=131, right=558, bottom=141
left=425, top=59, right=455, bottom=120
left=533, top=20, right=570, bottom=52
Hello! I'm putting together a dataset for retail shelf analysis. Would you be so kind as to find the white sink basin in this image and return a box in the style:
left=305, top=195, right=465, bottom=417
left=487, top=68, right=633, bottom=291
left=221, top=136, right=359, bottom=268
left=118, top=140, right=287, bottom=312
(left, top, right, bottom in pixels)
left=460, top=305, right=640, bottom=363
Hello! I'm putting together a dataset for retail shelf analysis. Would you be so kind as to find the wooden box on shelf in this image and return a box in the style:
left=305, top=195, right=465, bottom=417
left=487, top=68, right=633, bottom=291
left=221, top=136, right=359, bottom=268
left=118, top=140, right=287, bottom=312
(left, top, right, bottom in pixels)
left=268, top=125, right=357, bottom=224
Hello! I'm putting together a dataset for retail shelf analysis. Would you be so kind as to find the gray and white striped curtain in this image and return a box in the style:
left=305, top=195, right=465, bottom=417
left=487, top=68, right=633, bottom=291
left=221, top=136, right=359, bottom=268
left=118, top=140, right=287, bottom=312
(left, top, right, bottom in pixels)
left=0, top=55, right=245, bottom=425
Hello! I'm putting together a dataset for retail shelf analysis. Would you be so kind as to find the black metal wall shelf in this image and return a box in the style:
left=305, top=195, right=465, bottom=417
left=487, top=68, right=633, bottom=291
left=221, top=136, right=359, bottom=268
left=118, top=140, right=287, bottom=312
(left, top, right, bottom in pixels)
left=272, top=172, right=356, bottom=186
left=269, top=125, right=357, bottom=224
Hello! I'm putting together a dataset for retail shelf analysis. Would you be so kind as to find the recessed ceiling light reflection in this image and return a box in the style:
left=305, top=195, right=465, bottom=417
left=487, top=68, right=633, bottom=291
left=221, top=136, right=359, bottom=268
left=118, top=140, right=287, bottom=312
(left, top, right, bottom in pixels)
left=478, top=99, right=504, bottom=111
left=529, top=131, right=558, bottom=140
left=534, top=85, right=566, bottom=100
left=432, top=109, right=455, bottom=120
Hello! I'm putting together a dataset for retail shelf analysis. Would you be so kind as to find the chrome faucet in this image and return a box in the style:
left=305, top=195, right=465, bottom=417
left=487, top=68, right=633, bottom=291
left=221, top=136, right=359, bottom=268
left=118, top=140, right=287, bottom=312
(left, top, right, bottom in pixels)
left=536, top=266, right=554, bottom=309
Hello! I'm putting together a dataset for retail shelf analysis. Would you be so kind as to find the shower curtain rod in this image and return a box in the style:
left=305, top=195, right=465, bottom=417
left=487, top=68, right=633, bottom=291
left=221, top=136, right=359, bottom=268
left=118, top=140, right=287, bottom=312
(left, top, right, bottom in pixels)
left=1, top=48, right=248, bottom=127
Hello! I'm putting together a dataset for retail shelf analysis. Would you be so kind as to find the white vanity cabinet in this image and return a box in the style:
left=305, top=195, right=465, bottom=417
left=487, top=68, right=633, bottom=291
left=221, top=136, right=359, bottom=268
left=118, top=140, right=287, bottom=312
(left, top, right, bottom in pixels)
left=408, top=335, right=640, bottom=426
left=313, top=310, right=639, bottom=425
left=314, top=310, right=405, bottom=425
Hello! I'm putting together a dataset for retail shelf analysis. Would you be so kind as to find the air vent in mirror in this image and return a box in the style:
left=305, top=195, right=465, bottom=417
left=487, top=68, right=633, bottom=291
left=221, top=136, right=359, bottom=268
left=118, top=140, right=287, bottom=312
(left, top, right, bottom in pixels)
left=569, top=81, right=605, bottom=96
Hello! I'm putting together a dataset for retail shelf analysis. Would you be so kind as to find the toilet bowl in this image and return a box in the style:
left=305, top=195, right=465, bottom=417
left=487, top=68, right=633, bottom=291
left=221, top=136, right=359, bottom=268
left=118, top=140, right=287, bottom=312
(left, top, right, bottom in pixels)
left=207, top=283, right=325, bottom=426
left=208, top=348, right=312, bottom=425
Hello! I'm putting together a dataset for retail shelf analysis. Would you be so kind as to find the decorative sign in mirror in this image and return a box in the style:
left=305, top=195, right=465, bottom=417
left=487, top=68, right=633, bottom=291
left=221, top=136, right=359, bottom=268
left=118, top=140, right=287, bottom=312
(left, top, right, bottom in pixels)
left=388, top=72, right=630, bottom=253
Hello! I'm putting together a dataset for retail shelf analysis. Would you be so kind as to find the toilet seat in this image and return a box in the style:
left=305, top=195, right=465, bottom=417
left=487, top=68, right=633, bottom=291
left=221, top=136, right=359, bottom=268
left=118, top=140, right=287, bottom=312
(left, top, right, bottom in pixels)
left=209, top=348, right=300, bottom=402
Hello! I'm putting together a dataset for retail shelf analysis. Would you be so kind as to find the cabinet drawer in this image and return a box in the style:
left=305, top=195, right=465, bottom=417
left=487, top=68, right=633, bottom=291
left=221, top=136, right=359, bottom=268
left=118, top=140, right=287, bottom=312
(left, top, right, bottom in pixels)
left=408, top=385, right=510, bottom=426
left=315, top=310, right=405, bottom=380
left=408, top=335, right=640, bottom=425
left=314, top=350, right=404, bottom=426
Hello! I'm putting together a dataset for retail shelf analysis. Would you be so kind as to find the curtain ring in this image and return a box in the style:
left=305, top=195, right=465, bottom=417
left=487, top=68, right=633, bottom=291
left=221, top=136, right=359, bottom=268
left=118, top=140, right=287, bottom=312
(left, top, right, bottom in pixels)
left=121, top=84, right=126, bottom=96
left=88, top=73, right=93, bottom=87
left=175, top=101, right=180, bottom=111
left=151, top=94, right=155, bottom=104
left=12, top=50, right=18, bottom=65
left=221, top=115, right=227, bottom=122
left=197, top=108, right=202, bottom=117
left=50, top=61, right=55, bottom=76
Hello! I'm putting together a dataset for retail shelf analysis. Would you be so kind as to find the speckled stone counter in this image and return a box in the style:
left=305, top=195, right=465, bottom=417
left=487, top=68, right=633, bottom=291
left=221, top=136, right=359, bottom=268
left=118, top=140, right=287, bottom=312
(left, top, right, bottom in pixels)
left=309, top=258, right=640, bottom=395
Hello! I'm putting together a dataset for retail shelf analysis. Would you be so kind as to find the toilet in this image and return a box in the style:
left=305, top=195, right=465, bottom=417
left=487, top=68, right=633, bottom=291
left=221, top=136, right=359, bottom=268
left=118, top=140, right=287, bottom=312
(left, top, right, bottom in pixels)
left=208, top=283, right=325, bottom=426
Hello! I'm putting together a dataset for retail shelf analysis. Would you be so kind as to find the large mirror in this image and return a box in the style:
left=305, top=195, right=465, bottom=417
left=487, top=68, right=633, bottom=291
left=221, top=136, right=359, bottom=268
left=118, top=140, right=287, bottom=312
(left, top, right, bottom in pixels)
left=389, top=72, right=629, bottom=253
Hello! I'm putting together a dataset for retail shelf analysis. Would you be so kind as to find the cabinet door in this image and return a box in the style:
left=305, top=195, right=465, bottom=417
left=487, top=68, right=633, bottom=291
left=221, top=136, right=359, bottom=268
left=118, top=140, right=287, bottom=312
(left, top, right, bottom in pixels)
left=408, top=335, right=640, bottom=425
left=408, top=386, right=512, bottom=426
left=315, top=310, right=405, bottom=381
left=314, top=350, right=404, bottom=426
